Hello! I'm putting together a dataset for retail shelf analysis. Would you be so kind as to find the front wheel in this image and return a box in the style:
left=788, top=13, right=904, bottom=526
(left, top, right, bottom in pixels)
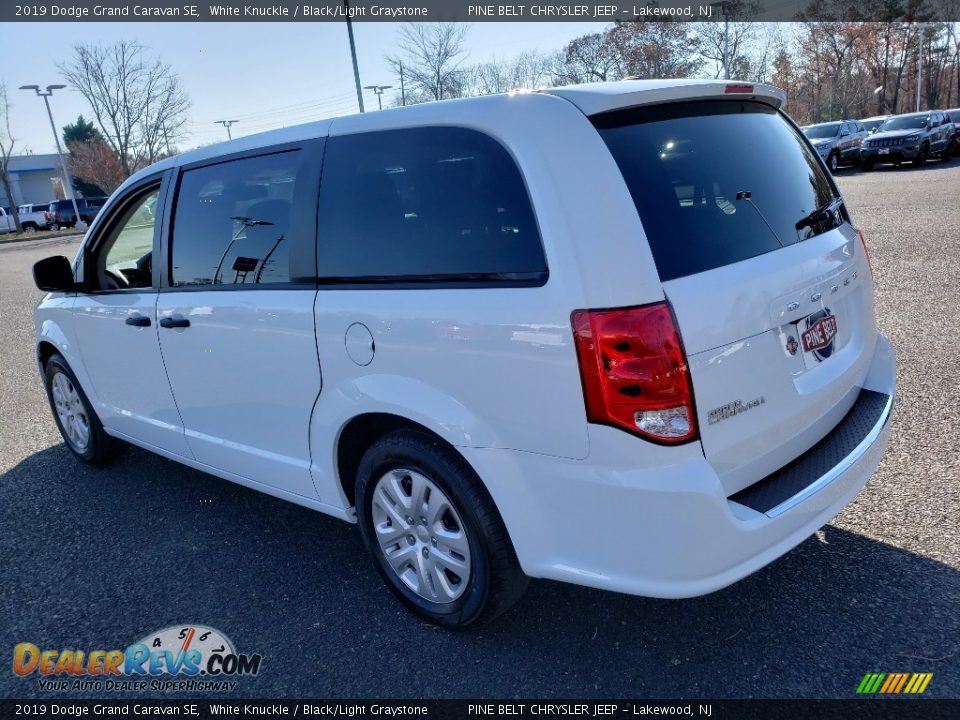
left=44, top=354, right=118, bottom=465
left=355, top=429, right=528, bottom=628
left=914, top=144, right=928, bottom=167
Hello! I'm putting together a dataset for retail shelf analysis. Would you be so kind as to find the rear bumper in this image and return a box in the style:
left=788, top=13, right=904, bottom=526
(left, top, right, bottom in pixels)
left=466, top=333, right=896, bottom=598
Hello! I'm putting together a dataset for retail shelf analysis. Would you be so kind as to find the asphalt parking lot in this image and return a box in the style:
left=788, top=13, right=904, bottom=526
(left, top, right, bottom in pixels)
left=1, top=159, right=958, bottom=700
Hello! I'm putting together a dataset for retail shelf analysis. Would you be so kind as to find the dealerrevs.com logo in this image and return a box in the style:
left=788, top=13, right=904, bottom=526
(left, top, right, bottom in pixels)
left=13, top=625, right=261, bottom=692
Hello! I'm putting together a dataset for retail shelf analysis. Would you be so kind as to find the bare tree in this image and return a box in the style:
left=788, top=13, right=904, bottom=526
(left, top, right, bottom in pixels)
left=69, top=139, right=126, bottom=195
left=553, top=32, right=621, bottom=84
left=386, top=24, right=470, bottom=103
left=469, top=51, right=553, bottom=95
left=58, top=41, right=189, bottom=178
left=0, top=81, right=23, bottom=232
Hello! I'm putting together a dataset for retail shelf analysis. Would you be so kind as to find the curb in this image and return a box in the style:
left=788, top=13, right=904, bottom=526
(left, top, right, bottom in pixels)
left=0, top=229, right=84, bottom=246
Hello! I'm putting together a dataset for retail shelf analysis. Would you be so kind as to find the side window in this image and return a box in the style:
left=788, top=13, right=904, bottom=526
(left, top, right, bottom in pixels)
left=170, top=151, right=302, bottom=287
left=89, top=187, right=160, bottom=291
left=318, top=127, right=546, bottom=282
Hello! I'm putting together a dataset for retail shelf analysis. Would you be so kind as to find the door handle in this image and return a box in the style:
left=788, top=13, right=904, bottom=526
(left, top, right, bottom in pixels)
left=125, top=315, right=151, bottom=327
left=159, top=317, right=190, bottom=329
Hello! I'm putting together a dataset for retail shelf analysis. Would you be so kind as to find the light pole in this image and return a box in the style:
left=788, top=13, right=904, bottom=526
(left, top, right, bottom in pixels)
left=215, top=120, right=238, bottom=140
left=363, top=85, right=393, bottom=110
left=710, top=1, right=732, bottom=80
left=344, top=0, right=364, bottom=113
left=19, top=84, right=83, bottom=229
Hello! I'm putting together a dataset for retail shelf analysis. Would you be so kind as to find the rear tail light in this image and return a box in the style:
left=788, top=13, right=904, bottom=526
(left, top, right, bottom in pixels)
left=724, top=84, right=754, bottom=94
left=571, top=302, right=698, bottom=444
left=856, top=228, right=873, bottom=279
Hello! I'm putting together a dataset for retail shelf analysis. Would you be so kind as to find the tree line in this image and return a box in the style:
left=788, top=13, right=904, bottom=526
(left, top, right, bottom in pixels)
left=2, top=17, right=959, bottom=225
left=389, top=19, right=960, bottom=122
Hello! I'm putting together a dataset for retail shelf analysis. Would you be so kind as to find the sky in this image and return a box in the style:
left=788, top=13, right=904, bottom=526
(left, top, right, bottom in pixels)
left=1, top=21, right=608, bottom=155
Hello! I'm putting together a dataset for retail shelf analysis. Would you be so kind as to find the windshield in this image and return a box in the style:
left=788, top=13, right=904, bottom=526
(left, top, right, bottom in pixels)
left=595, top=100, right=841, bottom=282
left=879, top=116, right=928, bottom=131
left=803, top=123, right=841, bottom=139
left=862, top=119, right=886, bottom=131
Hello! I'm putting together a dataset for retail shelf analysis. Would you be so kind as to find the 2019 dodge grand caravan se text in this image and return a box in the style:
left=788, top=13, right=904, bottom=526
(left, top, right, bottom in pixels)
left=33, top=80, right=896, bottom=627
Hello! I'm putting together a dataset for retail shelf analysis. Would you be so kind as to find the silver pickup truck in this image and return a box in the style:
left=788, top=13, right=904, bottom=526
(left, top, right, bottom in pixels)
left=17, top=203, right=52, bottom=232
left=0, top=206, right=18, bottom=234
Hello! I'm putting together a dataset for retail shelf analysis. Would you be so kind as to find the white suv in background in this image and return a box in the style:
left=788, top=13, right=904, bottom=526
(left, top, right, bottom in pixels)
left=33, top=79, right=895, bottom=627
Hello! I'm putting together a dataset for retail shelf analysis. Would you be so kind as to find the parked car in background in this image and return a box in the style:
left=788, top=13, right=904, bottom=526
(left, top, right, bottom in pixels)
left=945, top=109, right=960, bottom=152
left=860, top=115, right=891, bottom=134
left=47, top=197, right=107, bottom=229
left=0, top=206, right=17, bottom=234
left=860, top=111, right=955, bottom=169
left=32, top=79, right=896, bottom=627
left=17, top=203, right=53, bottom=233
left=802, top=120, right=869, bottom=171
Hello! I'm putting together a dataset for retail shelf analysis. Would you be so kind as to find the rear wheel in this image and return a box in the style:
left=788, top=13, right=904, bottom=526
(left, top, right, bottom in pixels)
left=23, top=223, right=37, bottom=234
left=827, top=151, right=839, bottom=172
left=355, top=429, right=528, bottom=628
left=44, top=354, right=118, bottom=465
left=942, top=143, right=954, bottom=161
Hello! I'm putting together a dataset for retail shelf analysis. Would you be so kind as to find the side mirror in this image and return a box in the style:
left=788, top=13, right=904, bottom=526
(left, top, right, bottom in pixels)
left=33, top=255, right=77, bottom=293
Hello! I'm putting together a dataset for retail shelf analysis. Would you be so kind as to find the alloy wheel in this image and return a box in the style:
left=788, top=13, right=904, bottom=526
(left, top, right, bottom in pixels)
left=52, top=371, right=90, bottom=452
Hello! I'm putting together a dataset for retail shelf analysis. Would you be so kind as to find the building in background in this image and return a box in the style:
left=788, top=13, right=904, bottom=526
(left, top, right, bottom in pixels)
left=0, top=154, right=64, bottom=209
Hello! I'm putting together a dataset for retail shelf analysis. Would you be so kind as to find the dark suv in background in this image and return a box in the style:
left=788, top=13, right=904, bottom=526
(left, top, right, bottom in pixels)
left=860, top=111, right=954, bottom=169
left=47, top=197, right=107, bottom=229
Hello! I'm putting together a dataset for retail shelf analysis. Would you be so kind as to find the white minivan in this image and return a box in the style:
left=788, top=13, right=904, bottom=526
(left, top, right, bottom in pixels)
left=34, top=80, right=895, bottom=627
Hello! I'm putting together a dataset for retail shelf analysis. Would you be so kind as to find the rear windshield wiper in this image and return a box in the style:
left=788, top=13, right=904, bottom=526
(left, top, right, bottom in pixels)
left=795, top=196, right=843, bottom=234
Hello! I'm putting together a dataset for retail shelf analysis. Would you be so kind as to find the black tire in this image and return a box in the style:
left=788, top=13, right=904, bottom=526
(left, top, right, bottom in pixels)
left=827, top=151, right=839, bottom=173
left=914, top=144, right=928, bottom=167
left=942, top=143, right=954, bottom=161
left=23, top=223, right=37, bottom=233
left=44, top=353, right=118, bottom=465
left=861, top=159, right=874, bottom=171
left=355, top=429, right=528, bottom=628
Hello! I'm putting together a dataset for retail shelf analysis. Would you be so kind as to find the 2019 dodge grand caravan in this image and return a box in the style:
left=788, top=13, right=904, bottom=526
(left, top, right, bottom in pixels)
left=33, top=80, right=895, bottom=627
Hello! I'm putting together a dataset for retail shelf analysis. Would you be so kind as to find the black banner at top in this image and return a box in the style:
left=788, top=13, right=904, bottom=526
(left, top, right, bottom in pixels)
left=4, top=0, right=960, bottom=22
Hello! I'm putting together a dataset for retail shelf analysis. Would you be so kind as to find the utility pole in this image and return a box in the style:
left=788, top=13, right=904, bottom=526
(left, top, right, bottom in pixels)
left=215, top=120, right=238, bottom=140
left=363, top=85, right=393, bottom=110
left=19, top=84, right=83, bottom=230
left=344, top=0, right=364, bottom=113
left=916, top=26, right=924, bottom=112
left=711, top=1, right=732, bottom=80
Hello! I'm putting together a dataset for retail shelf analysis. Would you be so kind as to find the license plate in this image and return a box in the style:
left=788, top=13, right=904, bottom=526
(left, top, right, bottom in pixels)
left=878, top=148, right=889, bottom=154
left=802, top=315, right=838, bottom=353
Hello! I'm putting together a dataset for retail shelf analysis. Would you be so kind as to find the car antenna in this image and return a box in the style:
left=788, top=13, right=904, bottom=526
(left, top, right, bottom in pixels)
left=735, top=191, right=785, bottom=248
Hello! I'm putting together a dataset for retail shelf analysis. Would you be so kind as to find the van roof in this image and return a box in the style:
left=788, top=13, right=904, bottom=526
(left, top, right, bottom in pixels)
left=122, top=79, right=786, bottom=189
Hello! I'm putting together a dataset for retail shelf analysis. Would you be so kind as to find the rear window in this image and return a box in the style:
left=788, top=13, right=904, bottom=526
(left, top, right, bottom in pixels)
left=595, top=100, right=842, bottom=282
left=318, top=127, right=546, bottom=284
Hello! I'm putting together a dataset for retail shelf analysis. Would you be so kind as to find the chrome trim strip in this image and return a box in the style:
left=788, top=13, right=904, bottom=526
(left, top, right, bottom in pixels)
left=765, top=391, right=894, bottom=518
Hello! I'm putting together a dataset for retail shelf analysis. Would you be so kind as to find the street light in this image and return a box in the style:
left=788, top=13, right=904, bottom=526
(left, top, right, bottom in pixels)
left=710, top=1, right=733, bottom=80
left=19, top=84, right=84, bottom=230
left=214, top=119, right=239, bottom=140
left=363, top=85, right=393, bottom=111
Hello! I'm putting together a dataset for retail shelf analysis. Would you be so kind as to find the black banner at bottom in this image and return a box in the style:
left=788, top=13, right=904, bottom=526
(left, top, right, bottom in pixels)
left=1, top=700, right=958, bottom=720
